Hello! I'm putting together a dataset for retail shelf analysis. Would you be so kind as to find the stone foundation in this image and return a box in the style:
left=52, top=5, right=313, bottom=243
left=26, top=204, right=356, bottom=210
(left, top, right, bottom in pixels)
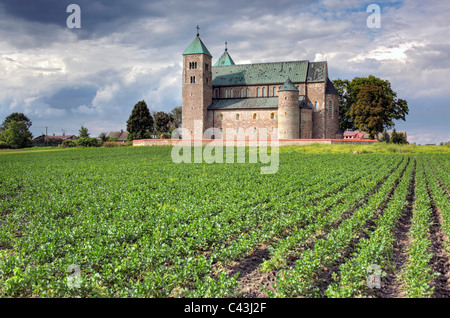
left=133, top=138, right=378, bottom=147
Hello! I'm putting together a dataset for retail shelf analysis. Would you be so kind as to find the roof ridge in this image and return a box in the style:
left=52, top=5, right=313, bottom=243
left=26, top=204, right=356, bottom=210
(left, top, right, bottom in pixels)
left=213, top=59, right=310, bottom=68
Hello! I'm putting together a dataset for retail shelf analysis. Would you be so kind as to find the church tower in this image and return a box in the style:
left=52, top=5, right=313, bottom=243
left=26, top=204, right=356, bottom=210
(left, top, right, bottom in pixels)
left=182, top=27, right=213, bottom=139
left=278, top=78, right=300, bottom=139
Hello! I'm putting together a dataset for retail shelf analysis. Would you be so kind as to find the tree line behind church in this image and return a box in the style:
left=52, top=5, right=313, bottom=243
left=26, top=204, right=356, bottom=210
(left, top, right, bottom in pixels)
left=126, top=100, right=181, bottom=141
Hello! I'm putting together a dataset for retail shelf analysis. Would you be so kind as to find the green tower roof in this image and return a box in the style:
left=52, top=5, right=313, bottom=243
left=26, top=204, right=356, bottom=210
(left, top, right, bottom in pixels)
left=279, top=78, right=299, bottom=91
left=182, top=36, right=212, bottom=57
left=214, top=49, right=235, bottom=66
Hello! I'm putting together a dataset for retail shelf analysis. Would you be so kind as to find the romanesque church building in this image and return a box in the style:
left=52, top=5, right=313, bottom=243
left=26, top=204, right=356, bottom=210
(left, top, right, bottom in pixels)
left=182, top=31, right=342, bottom=140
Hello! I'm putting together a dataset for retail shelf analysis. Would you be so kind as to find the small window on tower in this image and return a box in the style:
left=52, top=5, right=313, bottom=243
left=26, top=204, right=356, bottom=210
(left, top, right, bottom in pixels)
left=240, top=88, right=243, bottom=98
left=273, top=87, right=277, bottom=97
left=253, top=113, right=257, bottom=120
left=219, top=114, right=224, bottom=121
left=205, top=63, right=209, bottom=70
left=246, top=88, right=249, bottom=98
left=230, top=89, right=233, bottom=98
left=190, top=76, right=196, bottom=83
left=262, top=87, right=266, bottom=97
left=236, top=114, right=240, bottom=120
left=215, top=89, right=219, bottom=98
left=270, top=113, right=275, bottom=119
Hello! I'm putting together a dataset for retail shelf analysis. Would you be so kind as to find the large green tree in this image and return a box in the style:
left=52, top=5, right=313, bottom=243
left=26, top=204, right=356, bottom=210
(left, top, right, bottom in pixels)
left=1, top=112, right=32, bottom=131
left=350, top=84, right=390, bottom=139
left=333, top=75, right=408, bottom=134
left=153, top=111, right=172, bottom=135
left=0, top=120, right=33, bottom=148
left=126, top=100, right=154, bottom=140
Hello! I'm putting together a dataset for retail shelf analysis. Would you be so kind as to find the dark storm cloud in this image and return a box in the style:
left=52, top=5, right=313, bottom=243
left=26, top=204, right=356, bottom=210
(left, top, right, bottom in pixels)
left=0, top=0, right=313, bottom=38
left=44, top=86, right=97, bottom=110
left=0, top=0, right=157, bottom=33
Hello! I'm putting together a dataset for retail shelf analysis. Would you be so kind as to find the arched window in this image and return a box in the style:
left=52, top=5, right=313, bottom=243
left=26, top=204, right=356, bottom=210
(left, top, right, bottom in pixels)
left=309, top=101, right=312, bottom=108
left=225, top=89, right=228, bottom=98
left=253, top=113, right=257, bottom=120
left=257, top=88, right=260, bottom=97
left=262, top=87, right=266, bottom=97
left=215, top=89, right=219, bottom=98
left=190, top=76, right=195, bottom=83
left=236, top=113, right=240, bottom=120
left=246, top=88, right=249, bottom=97
left=253, top=127, right=257, bottom=134
left=230, top=89, right=233, bottom=98
left=328, top=101, right=333, bottom=119
left=273, top=87, right=277, bottom=97
left=219, top=114, right=223, bottom=121
left=270, top=112, right=275, bottom=119
left=314, top=101, right=318, bottom=111
left=240, top=88, right=244, bottom=98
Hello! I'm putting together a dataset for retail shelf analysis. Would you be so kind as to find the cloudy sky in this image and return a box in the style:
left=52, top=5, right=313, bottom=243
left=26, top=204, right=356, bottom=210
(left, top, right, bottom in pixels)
left=0, top=0, right=449, bottom=144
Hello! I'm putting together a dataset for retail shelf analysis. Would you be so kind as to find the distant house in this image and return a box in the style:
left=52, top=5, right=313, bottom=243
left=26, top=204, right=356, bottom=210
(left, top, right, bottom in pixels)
left=344, top=131, right=407, bottom=141
left=31, top=133, right=76, bottom=146
left=45, top=133, right=76, bottom=141
left=107, top=130, right=129, bottom=143
left=343, top=132, right=365, bottom=139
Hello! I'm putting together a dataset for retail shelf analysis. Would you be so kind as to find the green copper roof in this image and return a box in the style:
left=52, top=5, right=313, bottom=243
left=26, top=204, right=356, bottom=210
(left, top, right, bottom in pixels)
left=182, top=36, right=212, bottom=57
left=211, top=60, right=327, bottom=87
left=212, top=61, right=309, bottom=87
left=279, top=78, right=298, bottom=91
left=208, top=97, right=278, bottom=110
left=307, top=62, right=327, bottom=82
left=214, top=50, right=235, bottom=66
left=207, top=95, right=307, bottom=110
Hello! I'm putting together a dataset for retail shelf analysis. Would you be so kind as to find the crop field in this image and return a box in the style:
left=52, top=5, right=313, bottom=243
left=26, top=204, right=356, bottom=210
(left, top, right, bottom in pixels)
left=0, top=146, right=450, bottom=298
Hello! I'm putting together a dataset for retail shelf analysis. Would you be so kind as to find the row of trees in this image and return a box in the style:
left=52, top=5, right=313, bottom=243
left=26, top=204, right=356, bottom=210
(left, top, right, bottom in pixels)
left=126, top=101, right=181, bottom=140
left=0, top=101, right=181, bottom=149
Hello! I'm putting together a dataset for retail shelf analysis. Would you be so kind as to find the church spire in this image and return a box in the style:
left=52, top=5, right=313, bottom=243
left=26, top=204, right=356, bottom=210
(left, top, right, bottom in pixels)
left=182, top=25, right=212, bottom=57
left=214, top=41, right=235, bottom=67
